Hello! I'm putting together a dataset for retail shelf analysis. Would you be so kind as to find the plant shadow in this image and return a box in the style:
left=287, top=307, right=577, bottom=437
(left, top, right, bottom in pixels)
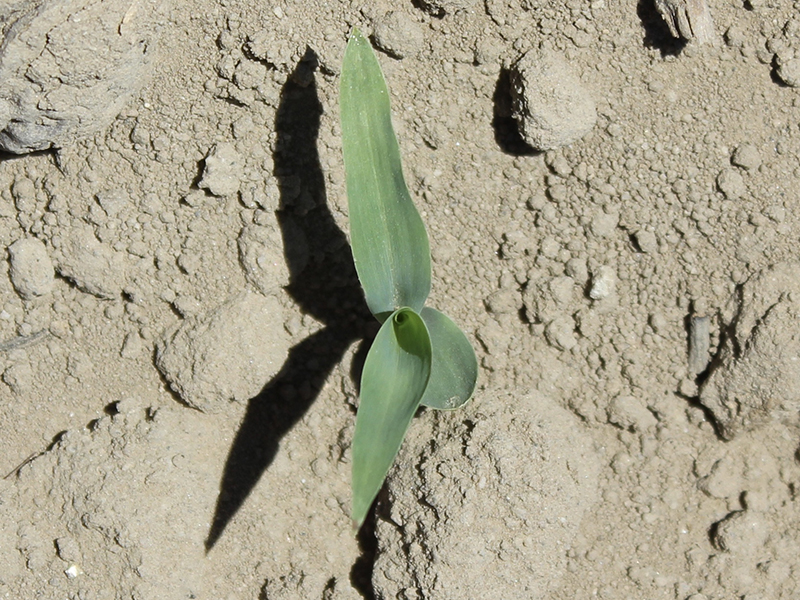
left=205, top=49, right=373, bottom=551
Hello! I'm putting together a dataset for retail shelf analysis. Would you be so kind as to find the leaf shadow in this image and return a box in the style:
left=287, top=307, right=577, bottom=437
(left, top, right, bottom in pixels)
left=205, top=49, right=373, bottom=551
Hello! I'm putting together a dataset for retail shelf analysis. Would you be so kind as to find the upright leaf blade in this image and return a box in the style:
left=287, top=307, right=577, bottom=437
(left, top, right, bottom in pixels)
left=340, top=29, right=431, bottom=321
left=419, top=307, right=478, bottom=410
left=351, top=307, right=432, bottom=527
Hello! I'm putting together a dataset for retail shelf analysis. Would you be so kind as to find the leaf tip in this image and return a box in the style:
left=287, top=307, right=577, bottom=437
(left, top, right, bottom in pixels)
left=348, top=27, right=365, bottom=44
left=351, top=503, right=368, bottom=531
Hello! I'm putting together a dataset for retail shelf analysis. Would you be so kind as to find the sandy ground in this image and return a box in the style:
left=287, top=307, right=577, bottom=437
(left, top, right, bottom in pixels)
left=1, top=0, right=800, bottom=598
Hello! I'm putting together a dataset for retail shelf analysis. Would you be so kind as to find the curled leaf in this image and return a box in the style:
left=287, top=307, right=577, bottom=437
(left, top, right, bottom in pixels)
left=351, top=307, right=431, bottom=527
left=419, top=307, right=478, bottom=410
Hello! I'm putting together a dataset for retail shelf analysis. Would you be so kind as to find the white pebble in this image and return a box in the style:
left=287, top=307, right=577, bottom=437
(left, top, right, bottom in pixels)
left=64, top=564, right=82, bottom=578
left=589, top=265, right=616, bottom=300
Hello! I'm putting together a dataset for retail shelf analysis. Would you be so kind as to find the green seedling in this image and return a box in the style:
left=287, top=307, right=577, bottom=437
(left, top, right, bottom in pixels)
left=340, top=29, right=478, bottom=528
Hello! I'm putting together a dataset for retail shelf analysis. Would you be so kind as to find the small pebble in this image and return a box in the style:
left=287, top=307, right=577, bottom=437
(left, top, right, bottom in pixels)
left=485, top=289, right=519, bottom=315
left=776, top=57, right=800, bottom=87
left=731, top=144, right=761, bottom=170
left=64, top=565, right=81, bottom=579
left=565, top=258, right=589, bottom=285
left=55, top=537, right=82, bottom=563
left=712, top=510, right=769, bottom=554
left=7, top=238, right=55, bottom=299
left=716, top=168, right=746, bottom=200
left=545, top=315, right=577, bottom=350
left=688, top=316, right=710, bottom=375
left=589, top=211, right=619, bottom=238
left=589, top=266, right=616, bottom=300
left=199, top=142, right=243, bottom=197
left=634, top=230, right=658, bottom=253
left=607, top=395, right=657, bottom=431
left=120, top=332, right=143, bottom=359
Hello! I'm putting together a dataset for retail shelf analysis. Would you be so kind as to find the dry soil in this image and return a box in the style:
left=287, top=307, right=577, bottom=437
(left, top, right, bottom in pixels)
left=1, top=0, right=800, bottom=599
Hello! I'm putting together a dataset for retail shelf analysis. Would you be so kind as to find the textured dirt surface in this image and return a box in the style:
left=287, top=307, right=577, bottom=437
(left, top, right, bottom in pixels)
left=1, top=0, right=800, bottom=598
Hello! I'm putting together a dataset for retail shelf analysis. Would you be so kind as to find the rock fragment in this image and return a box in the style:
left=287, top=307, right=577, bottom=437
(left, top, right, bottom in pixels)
left=0, top=0, right=163, bottom=153
left=7, top=238, right=54, bottom=299
left=199, top=142, right=244, bottom=197
left=155, top=291, right=290, bottom=412
left=654, top=0, right=716, bottom=44
left=509, top=48, right=596, bottom=151
left=688, top=315, right=710, bottom=375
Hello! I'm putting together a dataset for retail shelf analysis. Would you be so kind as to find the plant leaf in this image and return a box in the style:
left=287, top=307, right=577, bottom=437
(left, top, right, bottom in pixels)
left=340, top=28, right=431, bottom=321
left=419, top=307, right=478, bottom=410
left=351, top=307, right=432, bottom=527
